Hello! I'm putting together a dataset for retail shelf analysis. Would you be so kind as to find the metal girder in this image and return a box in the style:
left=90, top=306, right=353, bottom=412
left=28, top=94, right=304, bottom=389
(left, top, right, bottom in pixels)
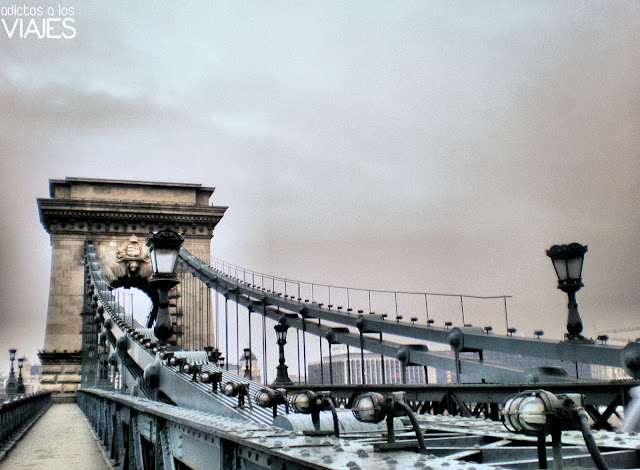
left=180, top=249, right=632, bottom=377
left=129, top=413, right=145, bottom=470
left=450, top=393, right=473, bottom=418
left=116, top=408, right=126, bottom=468
left=592, top=395, right=623, bottom=430
left=87, top=242, right=638, bottom=416
left=78, top=388, right=640, bottom=469
left=85, top=244, right=275, bottom=425
left=79, top=241, right=640, bottom=469
left=181, top=263, right=533, bottom=382
left=165, top=421, right=222, bottom=470
left=78, top=389, right=499, bottom=470
left=157, top=420, right=176, bottom=470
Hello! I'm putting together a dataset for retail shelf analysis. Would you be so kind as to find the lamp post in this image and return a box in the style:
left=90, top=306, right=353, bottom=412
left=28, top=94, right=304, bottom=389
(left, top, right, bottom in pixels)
left=546, top=243, right=589, bottom=341
left=272, top=323, right=293, bottom=386
left=5, top=349, right=17, bottom=398
left=146, top=230, right=184, bottom=346
left=16, top=357, right=25, bottom=395
left=243, top=347, right=251, bottom=379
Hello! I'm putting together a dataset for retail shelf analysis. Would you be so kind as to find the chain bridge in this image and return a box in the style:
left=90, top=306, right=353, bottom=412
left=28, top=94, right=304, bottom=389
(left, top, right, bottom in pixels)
left=2, top=177, right=640, bottom=469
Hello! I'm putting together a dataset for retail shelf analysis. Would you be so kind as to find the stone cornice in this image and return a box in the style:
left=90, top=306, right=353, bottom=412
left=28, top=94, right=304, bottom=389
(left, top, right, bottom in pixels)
left=38, top=198, right=227, bottom=239
left=38, top=350, right=82, bottom=365
left=50, top=177, right=216, bottom=194
left=38, top=198, right=227, bottom=217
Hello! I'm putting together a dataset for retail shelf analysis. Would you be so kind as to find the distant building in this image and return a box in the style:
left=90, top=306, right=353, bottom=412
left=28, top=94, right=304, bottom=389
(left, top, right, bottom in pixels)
left=303, top=346, right=609, bottom=385
left=19, top=358, right=41, bottom=394
left=434, top=350, right=596, bottom=383
left=226, top=352, right=262, bottom=383
left=306, top=345, right=437, bottom=385
left=0, top=358, right=40, bottom=399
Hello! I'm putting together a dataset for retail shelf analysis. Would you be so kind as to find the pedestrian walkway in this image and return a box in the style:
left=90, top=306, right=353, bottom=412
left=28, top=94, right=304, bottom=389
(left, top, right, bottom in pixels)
left=0, top=403, right=110, bottom=470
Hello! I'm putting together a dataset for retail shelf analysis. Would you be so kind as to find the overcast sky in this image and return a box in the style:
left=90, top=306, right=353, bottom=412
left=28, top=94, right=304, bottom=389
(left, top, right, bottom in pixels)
left=0, top=2, right=639, bottom=370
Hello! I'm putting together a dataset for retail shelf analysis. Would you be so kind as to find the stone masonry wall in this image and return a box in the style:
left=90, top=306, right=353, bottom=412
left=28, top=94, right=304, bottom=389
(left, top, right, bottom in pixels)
left=37, top=178, right=226, bottom=400
left=39, top=363, right=82, bottom=397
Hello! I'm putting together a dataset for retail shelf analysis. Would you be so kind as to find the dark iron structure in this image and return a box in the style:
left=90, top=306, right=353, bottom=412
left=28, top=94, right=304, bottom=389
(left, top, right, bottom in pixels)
left=4, top=350, right=17, bottom=399
left=71, top=238, right=640, bottom=468
left=271, top=323, right=293, bottom=386
left=547, top=243, right=590, bottom=341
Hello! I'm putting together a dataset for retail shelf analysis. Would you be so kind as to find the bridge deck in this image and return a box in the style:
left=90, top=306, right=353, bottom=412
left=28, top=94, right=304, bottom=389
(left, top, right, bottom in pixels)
left=0, top=403, right=111, bottom=470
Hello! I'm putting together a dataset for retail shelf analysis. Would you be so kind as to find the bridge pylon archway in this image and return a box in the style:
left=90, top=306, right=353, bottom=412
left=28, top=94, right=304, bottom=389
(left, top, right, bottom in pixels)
left=37, top=177, right=226, bottom=401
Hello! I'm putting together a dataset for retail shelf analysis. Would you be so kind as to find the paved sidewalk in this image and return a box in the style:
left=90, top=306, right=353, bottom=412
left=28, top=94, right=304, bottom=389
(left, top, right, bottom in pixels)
left=0, top=403, right=111, bottom=470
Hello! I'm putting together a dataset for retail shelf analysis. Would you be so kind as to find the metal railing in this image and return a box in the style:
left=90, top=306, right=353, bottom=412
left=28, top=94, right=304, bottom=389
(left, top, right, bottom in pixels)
left=187, top=250, right=636, bottom=380
left=211, top=256, right=513, bottom=331
left=0, top=392, right=51, bottom=460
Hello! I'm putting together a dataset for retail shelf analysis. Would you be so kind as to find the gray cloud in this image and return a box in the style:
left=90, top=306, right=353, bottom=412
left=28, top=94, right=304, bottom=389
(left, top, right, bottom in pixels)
left=1, top=2, right=639, bottom=366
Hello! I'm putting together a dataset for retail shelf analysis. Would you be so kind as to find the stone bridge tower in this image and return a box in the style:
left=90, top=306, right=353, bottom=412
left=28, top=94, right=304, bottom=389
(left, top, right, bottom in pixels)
left=37, top=177, right=227, bottom=400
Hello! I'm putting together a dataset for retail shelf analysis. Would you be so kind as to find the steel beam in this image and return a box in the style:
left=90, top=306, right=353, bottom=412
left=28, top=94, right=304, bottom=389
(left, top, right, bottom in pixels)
left=180, top=249, right=630, bottom=374
left=78, top=388, right=640, bottom=470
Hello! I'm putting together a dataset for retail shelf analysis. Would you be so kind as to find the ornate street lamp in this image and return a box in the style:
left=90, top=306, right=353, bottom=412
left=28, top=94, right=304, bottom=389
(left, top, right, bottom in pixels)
left=5, top=349, right=17, bottom=398
left=16, top=357, right=25, bottom=395
left=546, top=243, right=589, bottom=341
left=271, top=323, right=293, bottom=386
left=243, top=347, right=251, bottom=379
left=146, top=230, right=185, bottom=345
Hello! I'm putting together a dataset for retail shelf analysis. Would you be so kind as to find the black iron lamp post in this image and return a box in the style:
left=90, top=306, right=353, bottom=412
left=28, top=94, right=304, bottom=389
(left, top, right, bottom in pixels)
left=5, top=349, right=17, bottom=398
left=243, top=347, right=251, bottom=379
left=16, top=357, right=25, bottom=395
left=272, top=323, right=293, bottom=386
left=546, top=243, right=589, bottom=341
left=146, top=230, right=185, bottom=345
